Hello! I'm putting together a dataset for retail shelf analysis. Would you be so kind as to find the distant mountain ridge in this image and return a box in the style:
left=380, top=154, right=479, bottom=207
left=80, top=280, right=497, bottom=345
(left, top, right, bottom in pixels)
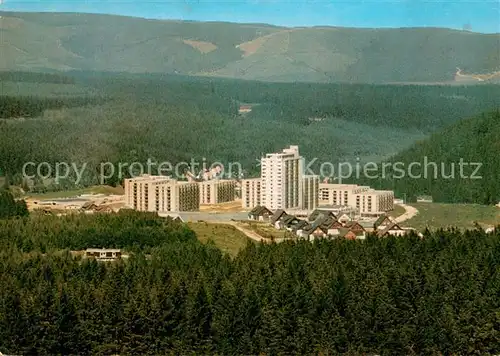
left=0, top=11, right=499, bottom=83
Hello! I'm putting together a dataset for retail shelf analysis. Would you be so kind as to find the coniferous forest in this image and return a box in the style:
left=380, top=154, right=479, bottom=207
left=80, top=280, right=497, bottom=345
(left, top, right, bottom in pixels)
left=1, top=206, right=500, bottom=355
left=1, top=71, right=499, bottom=205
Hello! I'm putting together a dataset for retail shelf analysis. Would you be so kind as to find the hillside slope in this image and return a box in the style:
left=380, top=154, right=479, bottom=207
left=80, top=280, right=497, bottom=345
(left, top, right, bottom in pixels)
left=372, top=111, right=500, bottom=204
left=0, top=11, right=499, bottom=83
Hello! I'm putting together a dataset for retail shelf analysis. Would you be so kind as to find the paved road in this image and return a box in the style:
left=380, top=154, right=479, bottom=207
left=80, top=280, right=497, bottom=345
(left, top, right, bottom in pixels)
left=394, top=204, right=419, bottom=223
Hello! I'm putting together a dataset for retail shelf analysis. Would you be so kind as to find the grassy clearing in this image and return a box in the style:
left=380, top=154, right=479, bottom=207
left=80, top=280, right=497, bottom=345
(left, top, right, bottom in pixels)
left=237, top=221, right=288, bottom=240
left=199, top=200, right=244, bottom=213
left=25, top=185, right=124, bottom=199
left=188, top=222, right=251, bottom=257
left=404, top=203, right=500, bottom=231
left=388, top=204, right=406, bottom=219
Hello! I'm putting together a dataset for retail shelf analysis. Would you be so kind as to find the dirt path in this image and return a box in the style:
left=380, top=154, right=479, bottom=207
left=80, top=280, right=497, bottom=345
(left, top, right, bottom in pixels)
left=225, top=221, right=285, bottom=243
left=394, top=204, right=419, bottom=223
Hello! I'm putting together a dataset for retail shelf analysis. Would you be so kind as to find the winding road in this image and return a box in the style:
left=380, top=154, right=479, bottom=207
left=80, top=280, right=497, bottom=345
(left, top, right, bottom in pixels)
left=394, top=204, right=419, bottom=223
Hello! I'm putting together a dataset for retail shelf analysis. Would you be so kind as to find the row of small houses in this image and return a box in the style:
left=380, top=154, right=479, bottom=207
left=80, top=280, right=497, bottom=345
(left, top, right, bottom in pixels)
left=249, top=206, right=408, bottom=240
left=36, top=201, right=115, bottom=215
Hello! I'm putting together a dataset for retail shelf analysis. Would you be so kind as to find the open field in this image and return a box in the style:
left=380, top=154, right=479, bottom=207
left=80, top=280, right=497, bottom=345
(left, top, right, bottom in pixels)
left=199, top=200, right=245, bottom=213
left=403, top=203, right=500, bottom=231
left=188, top=222, right=251, bottom=257
left=388, top=204, right=406, bottom=219
left=236, top=221, right=290, bottom=240
left=24, top=185, right=124, bottom=199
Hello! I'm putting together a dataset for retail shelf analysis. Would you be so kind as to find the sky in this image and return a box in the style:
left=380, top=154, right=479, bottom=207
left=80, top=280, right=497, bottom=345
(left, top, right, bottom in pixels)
left=1, top=0, right=499, bottom=33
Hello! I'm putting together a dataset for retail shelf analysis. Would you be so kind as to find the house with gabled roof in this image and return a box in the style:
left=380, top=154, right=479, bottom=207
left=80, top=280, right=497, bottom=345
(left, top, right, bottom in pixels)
left=277, top=214, right=301, bottom=230
left=283, top=216, right=302, bottom=231
left=290, top=219, right=309, bottom=233
left=373, top=214, right=395, bottom=230
left=337, top=228, right=358, bottom=240
left=248, top=205, right=273, bottom=221
left=337, top=213, right=352, bottom=224
left=377, top=222, right=406, bottom=237
left=94, top=205, right=113, bottom=213
left=343, top=221, right=366, bottom=234
left=300, top=223, right=329, bottom=240
left=323, top=219, right=344, bottom=236
left=270, top=209, right=287, bottom=227
left=308, top=209, right=337, bottom=222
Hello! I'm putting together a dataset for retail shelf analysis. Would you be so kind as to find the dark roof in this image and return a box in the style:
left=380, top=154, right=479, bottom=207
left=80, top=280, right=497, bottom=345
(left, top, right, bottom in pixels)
left=317, top=216, right=338, bottom=230
left=291, top=220, right=308, bottom=232
left=374, top=214, right=392, bottom=228
left=308, top=209, right=337, bottom=222
left=377, top=222, right=403, bottom=237
left=270, top=209, right=287, bottom=224
left=249, top=205, right=262, bottom=214
left=282, top=215, right=299, bottom=225
left=280, top=214, right=293, bottom=224
left=303, top=223, right=328, bottom=235
left=94, top=205, right=112, bottom=212
left=249, top=205, right=271, bottom=216
left=81, top=201, right=96, bottom=209
left=302, top=216, right=333, bottom=235
left=344, top=221, right=366, bottom=231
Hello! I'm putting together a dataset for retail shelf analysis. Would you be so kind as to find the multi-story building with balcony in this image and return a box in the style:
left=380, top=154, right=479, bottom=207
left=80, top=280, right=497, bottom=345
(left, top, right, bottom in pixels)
left=302, top=175, right=319, bottom=211
left=260, top=145, right=304, bottom=211
left=124, top=175, right=199, bottom=212
left=199, top=180, right=236, bottom=205
left=241, top=178, right=262, bottom=209
left=318, top=183, right=394, bottom=216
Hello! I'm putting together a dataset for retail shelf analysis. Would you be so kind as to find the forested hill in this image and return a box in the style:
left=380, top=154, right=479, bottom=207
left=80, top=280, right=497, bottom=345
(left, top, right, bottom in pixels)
left=0, top=11, right=499, bottom=83
left=368, top=111, right=500, bottom=204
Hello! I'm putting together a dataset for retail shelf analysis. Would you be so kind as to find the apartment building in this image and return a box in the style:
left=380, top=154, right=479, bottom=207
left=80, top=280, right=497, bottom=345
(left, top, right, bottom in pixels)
left=199, top=180, right=236, bottom=205
left=261, top=145, right=303, bottom=211
left=302, top=175, right=319, bottom=211
left=241, top=178, right=262, bottom=209
left=319, top=184, right=371, bottom=206
left=124, top=175, right=199, bottom=212
left=319, top=183, right=393, bottom=216
left=355, top=190, right=394, bottom=216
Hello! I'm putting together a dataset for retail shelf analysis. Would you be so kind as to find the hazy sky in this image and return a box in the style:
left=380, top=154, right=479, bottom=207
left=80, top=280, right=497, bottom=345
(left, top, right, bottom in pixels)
left=1, top=0, right=499, bottom=33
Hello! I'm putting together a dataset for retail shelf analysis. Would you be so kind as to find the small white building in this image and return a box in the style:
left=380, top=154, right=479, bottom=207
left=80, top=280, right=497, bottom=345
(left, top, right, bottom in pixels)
left=85, top=248, right=122, bottom=261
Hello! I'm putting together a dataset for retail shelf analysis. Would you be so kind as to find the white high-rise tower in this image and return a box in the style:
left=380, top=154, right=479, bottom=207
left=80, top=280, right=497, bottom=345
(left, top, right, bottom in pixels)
left=260, top=145, right=304, bottom=211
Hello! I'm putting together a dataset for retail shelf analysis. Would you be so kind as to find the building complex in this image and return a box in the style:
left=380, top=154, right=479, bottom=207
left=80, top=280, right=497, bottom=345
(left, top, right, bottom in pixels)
left=199, top=180, right=236, bottom=205
left=242, top=146, right=319, bottom=212
left=125, top=174, right=238, bottom=212
left=124, top=175, right=199, bottom=212
left=319, top=183, right=394, bottom=216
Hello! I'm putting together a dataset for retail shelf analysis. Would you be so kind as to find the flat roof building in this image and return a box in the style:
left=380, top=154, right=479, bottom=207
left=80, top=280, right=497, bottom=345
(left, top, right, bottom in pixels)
left=302, top=175, right=319, bottom=212
left=261, top=145, right=303, bottom=211
left=85, top=248, right=122, bottom=261
left=241, top=178, right=262, bottom=209
left=319, top=183, right=394, bottom=217
left=199, top=180, right=236, bottom=205
left=124, top=175, right=199, bottom=212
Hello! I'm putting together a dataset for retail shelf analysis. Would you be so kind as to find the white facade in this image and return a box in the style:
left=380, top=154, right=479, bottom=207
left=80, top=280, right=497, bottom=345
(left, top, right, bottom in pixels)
left=241, top=178, right=262, bottom=209
left=124, top=175, right=199, bottom=212
left=355, top=190, right=394, bottom=216
left=261, top=145, right=303, bottom=211
left=319, top=183, right=394, bottom=216
left=302, top=175, right=319, bottom=211
left=199, top=180, right=236, bottom=205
